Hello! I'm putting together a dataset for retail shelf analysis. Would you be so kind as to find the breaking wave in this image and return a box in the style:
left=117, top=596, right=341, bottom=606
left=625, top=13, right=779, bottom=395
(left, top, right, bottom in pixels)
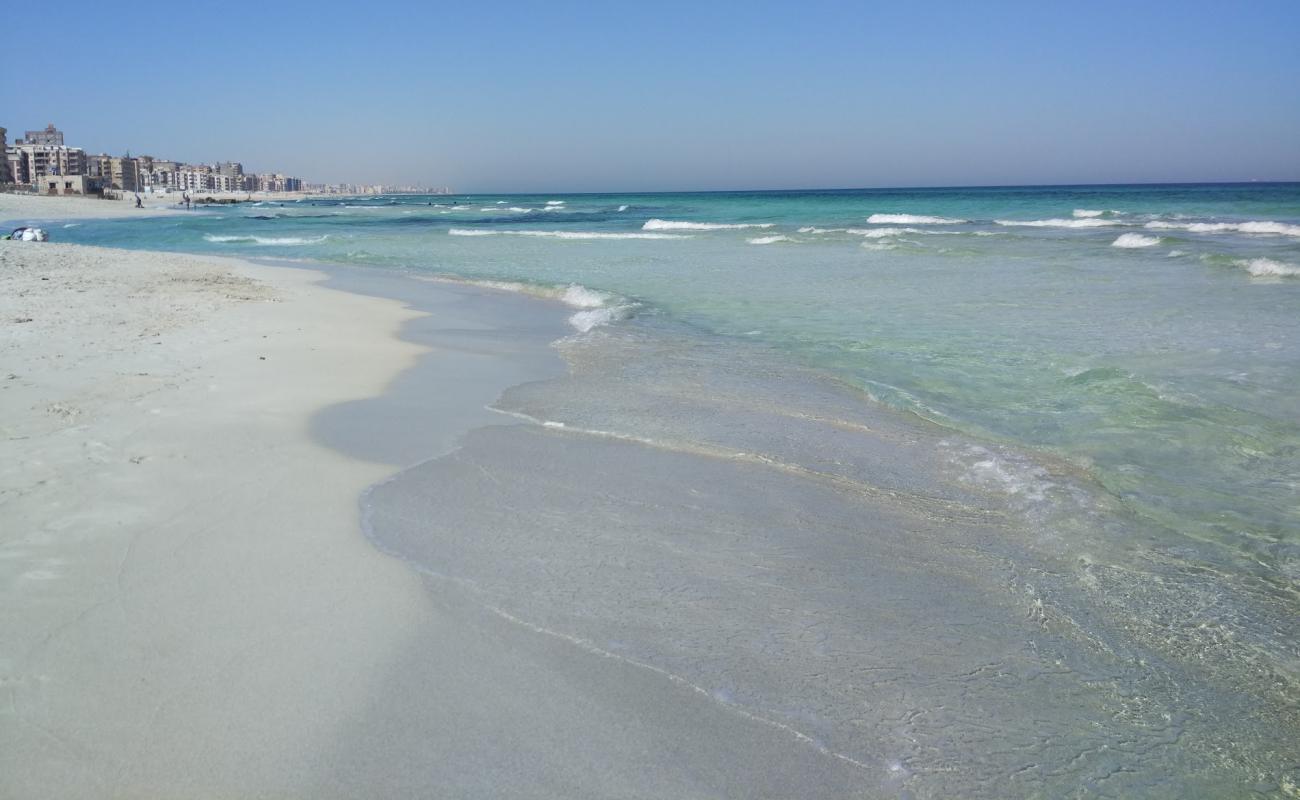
left=422, top=277, right=639, bottom=331
left=1112, top=233, right=1161, bottom=248
left=866, top=213, right=966, bottom=224
left=448, top=228, right=688, bottom=240
left=203, top=234, right=328, bottom=245
left=1144, top=220, right=1300, bottom=237
left=747, top=235, right=795, bottom=245
left=852, top=227, right=914, bottom=238
left=1236, top=258, right=1300, bottom=277
left=643, top=219, right=775, bottom=231
left=994, top=218, right=1118, bottom=228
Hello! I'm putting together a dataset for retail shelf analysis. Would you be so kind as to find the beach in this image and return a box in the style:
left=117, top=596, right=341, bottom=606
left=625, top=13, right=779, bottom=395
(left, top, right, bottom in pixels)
left=0, top=237, right=884, bottom=798
left=0, top=237, right=439, bottom=795
left=2, top=187, right=1298, bottom=797
left=0, top=191, right=324, bottom=224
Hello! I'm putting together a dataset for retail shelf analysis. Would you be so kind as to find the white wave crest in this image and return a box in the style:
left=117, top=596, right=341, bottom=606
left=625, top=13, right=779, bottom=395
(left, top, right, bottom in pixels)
left=559, top=284, right=609, bottom=308
left=1072, top=209, right=1105, bottom=218
left=557, top=284, right=637, bottom=331
left=447, top=228, right=687, bottom=240
left=425, top=277, right=636, bottom=331
left=546, top=200, right=565, bottom=206
left=994, top=218, right=1118, bottom=228
left=1144, top=220, right=1300, bottom=237
left=204, top=234, right=328, bottom=245
left=866, top=213, right=965, bottom=224
left=62, top=222, right=81, bottom=228
left=748, top=235, right=794, bottom=245
left=849, top=227, right=914, bottom=238
left=642, top=218, right=774, bottom=231
left=617, top=205, right=629, bottom=212
left=1112, top=233, right=1161, bottom=248
left=1236, top=258, right=1300, bottom=277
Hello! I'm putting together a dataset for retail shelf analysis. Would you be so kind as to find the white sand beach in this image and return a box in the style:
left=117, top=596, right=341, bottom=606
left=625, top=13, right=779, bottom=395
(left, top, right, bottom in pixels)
left=0, top=204, right=876, bottom=798
left=0, top=192, right=186, bottom=222
left=0, top=238, right=439, bottom=795
left=0, top=190, right=320, bottom=225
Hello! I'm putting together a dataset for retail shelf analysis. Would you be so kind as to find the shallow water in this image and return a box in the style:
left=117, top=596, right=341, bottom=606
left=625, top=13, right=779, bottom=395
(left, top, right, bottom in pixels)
left=46, top=184, right=1300, bottom=794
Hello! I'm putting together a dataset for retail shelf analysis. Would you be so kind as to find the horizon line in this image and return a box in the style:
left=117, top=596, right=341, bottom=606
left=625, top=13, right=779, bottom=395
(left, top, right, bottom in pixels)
left=380, top=179, right=1300, bottom=196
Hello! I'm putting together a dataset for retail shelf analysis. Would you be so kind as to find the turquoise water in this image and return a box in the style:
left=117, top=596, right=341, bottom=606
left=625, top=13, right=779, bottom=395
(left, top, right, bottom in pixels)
left=29, top=183, right=1300, bottom=793
left=46, top=184, right=1300, bottom=582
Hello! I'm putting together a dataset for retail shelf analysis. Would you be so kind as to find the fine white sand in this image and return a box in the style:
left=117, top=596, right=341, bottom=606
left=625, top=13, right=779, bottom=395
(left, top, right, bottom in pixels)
left=0, top=240, right=440, bottom=796
left=0, top=190, right=321, bottom=225
left=0, top=192, right=186, bottom=221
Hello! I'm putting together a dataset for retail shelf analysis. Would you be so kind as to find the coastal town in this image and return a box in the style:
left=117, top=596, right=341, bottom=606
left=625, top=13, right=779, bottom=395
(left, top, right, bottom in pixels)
left=1, top=123, right=445, bottom=198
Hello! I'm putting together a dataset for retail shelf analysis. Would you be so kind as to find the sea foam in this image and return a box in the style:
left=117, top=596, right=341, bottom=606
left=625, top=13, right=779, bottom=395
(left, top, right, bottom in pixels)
left=1112, top=233, right=1161, bottom=248
left=747, top=235, right=794, bottom=244
left=547, top=283, right=638, bottom=331
left=994, top=218, right=1118, bottom=228
left=866, top=213, right=965, bottom=224
left=1236, top=258, right=1300, bottom=277
left=643, top=219, right=774, bottom=231
left=203, top=234, right=328, bottom=245
left=448, top=228, right=687, bottom=240
left=428, top=277, right=637, bottom=331
left=1144, top=220, right=1300, bottom=237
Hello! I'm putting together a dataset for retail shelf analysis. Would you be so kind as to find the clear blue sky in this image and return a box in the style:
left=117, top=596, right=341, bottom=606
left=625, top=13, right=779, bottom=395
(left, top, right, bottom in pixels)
left=4, top=0, right=1298, bottom=191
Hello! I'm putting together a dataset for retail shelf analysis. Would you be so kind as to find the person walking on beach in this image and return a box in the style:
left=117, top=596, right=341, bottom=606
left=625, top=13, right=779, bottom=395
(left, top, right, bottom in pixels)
left=134, top=194, right=143, bottom=209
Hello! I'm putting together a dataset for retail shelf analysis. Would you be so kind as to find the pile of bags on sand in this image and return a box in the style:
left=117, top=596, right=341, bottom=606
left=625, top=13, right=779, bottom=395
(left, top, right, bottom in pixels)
left=3, top=227, right=49, bottom=241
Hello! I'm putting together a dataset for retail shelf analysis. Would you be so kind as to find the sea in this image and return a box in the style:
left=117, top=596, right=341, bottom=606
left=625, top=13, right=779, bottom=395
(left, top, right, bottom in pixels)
left=51, top=183, right=1300, bottom=795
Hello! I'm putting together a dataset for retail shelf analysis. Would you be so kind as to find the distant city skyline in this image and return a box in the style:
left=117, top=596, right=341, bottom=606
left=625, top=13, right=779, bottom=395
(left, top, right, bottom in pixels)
left=4, top=0, right=1298, bottom=192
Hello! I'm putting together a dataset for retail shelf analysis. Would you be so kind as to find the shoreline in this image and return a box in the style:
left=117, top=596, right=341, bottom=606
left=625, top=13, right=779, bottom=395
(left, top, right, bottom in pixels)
left=0, top=239, right=574, bottom=796
left=3, top=194, right=1296, bottom=795
left=0, top=190, right=324, bottom=227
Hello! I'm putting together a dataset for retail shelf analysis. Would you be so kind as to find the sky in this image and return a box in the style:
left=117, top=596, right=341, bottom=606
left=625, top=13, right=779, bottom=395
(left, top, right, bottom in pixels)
left=3, top=0, right=1298, bottom=192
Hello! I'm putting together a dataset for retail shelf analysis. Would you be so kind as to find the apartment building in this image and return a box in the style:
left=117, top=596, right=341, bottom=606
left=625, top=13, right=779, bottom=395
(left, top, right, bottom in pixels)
left=0, top=127, right=10, bottom=184
left=9, top=144, right=86, bottom=186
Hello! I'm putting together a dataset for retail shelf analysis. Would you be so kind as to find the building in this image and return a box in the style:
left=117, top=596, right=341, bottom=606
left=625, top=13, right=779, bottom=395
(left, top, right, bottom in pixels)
left=5, top=150, right=22, bottom=187
left=145, top=160, right=180, bottom=191
left=86, top=153, right=112, bottom=182
left=0, top=127, right=10, bottom=184
left=253, top=173, right=302, bottom=192
left=175, top=164, right=214, bottom=192
left=110, top=156, right=139, bottom=191
left=37, top=174, right=100, bottom=196
left=9, top=144, right=86, bottom=187
left=22, top=124, right=65, bottom=147
left=3, top=122, right=313, bottom=193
